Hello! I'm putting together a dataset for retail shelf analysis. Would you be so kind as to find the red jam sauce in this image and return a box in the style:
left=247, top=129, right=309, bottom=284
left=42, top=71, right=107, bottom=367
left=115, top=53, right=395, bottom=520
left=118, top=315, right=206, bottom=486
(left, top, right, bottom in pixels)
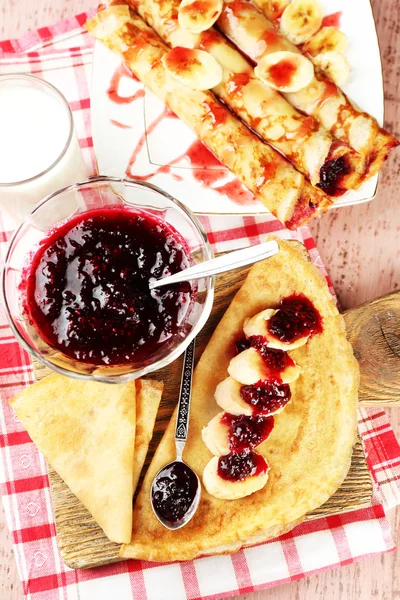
left=268, top=59, right=297, bottom=89
left=267, top=293, right=323, bottom=344
left=240, top=380, right=292, bottom=415
left=24, top=207, right=192, bottom=366
left=151, top=462, right=199, bottom=524
left=218, top=451, right=268, bottom=481
left=221, top=413, right=274, bottom=452
left=317, top=156, right=350, bottom=196
left=321, top=12, right=342, bottom=28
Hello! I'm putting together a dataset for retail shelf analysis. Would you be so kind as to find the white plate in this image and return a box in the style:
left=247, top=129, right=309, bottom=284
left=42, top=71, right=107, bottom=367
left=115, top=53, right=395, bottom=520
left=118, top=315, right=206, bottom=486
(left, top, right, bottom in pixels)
left=91, top=0, right=382, bottom=215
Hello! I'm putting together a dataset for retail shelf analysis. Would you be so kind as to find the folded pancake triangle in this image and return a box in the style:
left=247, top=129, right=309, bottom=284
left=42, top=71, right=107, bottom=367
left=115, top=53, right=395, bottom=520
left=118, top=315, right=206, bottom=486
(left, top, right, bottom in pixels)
left=10, top=376, right=137, bottom=544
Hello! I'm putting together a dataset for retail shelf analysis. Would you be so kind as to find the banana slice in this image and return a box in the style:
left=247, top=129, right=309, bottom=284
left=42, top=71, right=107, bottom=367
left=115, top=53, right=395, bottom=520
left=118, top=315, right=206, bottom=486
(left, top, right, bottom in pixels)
left=313, top=51, right=350, bottom=86
left=203, top=452, right=269, bottom=499
left=215, top=376, right=253, bottom=416
left=162, top=47, right=223, bottom=90
left=261, top=0, right=290, bottom=22
left=228, top=347, right=301, bottom=385
left=202, top=412, right=231, bottom=455
left=202, top=411, right=274, bottom=456
left=280, top=0, right=323, bottom=45
left=178, top=0, right=223, bottom=34
left=254, top=51, right=314, bottom=93
left=303, top=26, right=347, bottom=57
left=243, top=309, right=275, bottom=338
left=215, top=376, right=292, bottom=416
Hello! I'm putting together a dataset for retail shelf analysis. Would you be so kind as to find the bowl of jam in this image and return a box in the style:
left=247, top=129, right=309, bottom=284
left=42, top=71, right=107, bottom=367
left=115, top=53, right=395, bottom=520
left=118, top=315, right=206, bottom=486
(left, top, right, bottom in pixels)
left=2, top=177, right=214, bottom=382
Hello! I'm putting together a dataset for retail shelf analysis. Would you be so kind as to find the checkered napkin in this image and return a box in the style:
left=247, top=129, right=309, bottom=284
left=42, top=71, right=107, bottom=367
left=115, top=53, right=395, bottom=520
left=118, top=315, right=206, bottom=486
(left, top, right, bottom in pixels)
left=1, top=13, right=400, bottom=600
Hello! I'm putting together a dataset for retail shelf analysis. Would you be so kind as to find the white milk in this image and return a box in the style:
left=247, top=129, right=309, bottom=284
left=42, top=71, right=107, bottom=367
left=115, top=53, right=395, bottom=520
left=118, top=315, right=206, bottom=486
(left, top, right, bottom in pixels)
left=0, top=77, right=87, bottom=222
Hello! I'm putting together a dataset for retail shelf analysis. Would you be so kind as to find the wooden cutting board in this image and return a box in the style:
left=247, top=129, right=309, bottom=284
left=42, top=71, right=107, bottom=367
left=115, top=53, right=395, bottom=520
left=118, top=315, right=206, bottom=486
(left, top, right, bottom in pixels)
left=32, top=266, right=400, bottom=569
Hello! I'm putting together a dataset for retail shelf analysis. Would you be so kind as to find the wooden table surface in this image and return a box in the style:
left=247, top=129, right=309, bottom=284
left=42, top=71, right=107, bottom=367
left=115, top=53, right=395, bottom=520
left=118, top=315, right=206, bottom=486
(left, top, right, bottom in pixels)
left=1, top=1, right=399, bottom=599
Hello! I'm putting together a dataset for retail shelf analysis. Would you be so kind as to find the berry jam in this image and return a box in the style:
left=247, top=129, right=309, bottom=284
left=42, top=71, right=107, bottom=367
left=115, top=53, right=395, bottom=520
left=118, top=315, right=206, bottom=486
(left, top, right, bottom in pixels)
left=267, top=293, right=323, bottom=344
left=218, top=451, right=269, bottom=482
left=151, top=462, right=199, bottom=524
left=24, top=207, right=192, bottom=365
left=317, top=156, right=349, bottom=197
left=240, top=380, right=292, bottom=415
left=221, top=413, right=274, bottom=453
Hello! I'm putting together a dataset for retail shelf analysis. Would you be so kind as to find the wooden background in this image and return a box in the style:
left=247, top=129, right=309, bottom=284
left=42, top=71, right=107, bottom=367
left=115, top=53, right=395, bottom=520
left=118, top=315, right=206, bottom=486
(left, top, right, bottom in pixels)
left=1, top=0, right=399, bottom=598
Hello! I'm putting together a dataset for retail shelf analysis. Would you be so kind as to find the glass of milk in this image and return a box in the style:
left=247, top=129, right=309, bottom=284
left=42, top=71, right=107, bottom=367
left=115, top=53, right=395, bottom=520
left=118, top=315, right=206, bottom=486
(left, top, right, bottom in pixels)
left=0, top=74, right=87, bottom=223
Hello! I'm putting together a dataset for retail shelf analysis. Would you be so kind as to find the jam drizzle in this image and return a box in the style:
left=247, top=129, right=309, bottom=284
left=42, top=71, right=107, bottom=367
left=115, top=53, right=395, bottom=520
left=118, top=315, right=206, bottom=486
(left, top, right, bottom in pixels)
left=268, top=59, right=297, bottom=89
left=107, top=64, right=256, bottom=206
left=321, top=12, right=342, bottom=28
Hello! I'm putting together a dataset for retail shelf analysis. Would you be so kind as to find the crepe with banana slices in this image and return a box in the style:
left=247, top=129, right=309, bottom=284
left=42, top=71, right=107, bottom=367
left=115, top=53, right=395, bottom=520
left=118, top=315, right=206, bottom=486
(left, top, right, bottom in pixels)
left=217, top=0, right=398, bottom=178
left=86, top=5, right=331, bottom=229
left=121, top=238, right=359, bottom=561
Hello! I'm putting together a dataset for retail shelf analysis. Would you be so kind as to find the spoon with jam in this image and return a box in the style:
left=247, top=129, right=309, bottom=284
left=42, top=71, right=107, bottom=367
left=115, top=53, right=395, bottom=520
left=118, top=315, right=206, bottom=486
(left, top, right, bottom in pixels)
left=150, top=339, right=201, bottom=530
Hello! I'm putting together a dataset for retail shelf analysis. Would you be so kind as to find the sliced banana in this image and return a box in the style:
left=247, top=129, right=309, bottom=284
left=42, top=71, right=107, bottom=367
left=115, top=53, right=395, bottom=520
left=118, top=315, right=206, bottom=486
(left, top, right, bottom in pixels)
left=244, top=308, right=310, bottom=350
left=178, top=0, right=223, bottom=34
left=214, top=376, right=291, bottom=417
left=254, top=51, right=314, bottom=93
left=228, top=347, right=301, bottom=385
left=203, top=454, right=269, bottom=499
left=202, top=412, right=231, bottom=455
left=313, top=51, right=350, bottom=86
left=280, top=0, right=323, bottom=45
left=214, top=376, right=253, bottom=416
left=303, top=26, right=347, bottom=57
left=162, top=47, right=223, bottom=90
left=202, top=411, right=274, bottom=456
left=261, top=0, right=290, bottom=22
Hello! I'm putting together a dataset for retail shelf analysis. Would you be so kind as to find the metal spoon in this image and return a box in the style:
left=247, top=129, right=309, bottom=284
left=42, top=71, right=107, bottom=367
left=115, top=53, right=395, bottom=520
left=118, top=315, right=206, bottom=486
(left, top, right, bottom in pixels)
left=150, top=339, right=200, bottom=530
left=149, top=239, right=279, bottom=290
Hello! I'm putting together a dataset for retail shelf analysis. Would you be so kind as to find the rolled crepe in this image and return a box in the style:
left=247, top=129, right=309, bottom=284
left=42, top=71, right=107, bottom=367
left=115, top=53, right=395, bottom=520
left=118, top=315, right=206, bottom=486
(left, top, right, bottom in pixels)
left=86, top=5, right=331, bottom=228
left=218, top=0, right=399, bottom=177
left=126, top=0, right=360, bottom=194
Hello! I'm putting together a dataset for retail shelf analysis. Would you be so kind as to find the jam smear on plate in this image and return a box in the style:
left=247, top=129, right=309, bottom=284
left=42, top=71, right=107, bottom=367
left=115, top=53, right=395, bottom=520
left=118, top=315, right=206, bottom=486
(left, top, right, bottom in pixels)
left=221, top=413, right=274, bottom=452
left=24, top=207, right=192, bottom=366
left=151, top=462, right=199, bottom=524
left=218, top=451, right=269, bottom=482
left=240, top=380, right=292, bottom=415
left=267, top=293, right=322, bottom=344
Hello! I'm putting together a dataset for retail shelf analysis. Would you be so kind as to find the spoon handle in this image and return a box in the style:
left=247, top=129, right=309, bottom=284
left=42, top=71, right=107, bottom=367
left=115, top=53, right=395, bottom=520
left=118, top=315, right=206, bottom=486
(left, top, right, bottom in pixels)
left=149, top=240, right=279, bottom=290
left=175, top=339, right=196, bottom=461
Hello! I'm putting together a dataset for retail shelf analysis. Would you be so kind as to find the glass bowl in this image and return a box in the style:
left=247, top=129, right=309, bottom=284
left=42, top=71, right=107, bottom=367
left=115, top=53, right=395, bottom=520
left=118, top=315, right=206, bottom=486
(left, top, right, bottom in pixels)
left=2, top=176, right=214, bottom=383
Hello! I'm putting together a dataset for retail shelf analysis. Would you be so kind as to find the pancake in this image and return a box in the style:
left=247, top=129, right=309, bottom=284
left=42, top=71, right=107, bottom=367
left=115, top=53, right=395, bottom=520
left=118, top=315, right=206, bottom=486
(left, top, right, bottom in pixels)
left=10, top=375, right=137, bottom=544
left=121, top=238, right=359, bottom=561
left=133, top=379, right=164, bottom=495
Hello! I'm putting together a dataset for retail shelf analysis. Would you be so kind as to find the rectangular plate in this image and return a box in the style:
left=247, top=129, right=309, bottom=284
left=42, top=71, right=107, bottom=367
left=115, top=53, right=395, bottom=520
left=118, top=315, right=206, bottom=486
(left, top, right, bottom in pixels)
left=33, top=263, right=373, bottom=570
left=91, top=0, right=383, bottom=215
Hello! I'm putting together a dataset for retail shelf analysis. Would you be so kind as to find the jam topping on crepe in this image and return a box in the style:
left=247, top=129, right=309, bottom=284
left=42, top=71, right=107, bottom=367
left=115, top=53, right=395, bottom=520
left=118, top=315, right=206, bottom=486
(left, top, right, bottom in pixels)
left=24, top=207, right=192, bottom=366
left=267, top=293, right=322, bottom=344
left=240, top=380, right=292, bottom=415
left=218, top=451, right=269, bottom=481
left=151, top=462, right=198, bottom=524
left=221, top=413, right=274, bottom=452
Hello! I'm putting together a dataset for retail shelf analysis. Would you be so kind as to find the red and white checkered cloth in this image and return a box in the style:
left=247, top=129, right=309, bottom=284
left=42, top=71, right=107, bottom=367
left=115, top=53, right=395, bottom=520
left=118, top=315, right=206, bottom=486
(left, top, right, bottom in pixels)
left=1, top=13, right=400, bottom=600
